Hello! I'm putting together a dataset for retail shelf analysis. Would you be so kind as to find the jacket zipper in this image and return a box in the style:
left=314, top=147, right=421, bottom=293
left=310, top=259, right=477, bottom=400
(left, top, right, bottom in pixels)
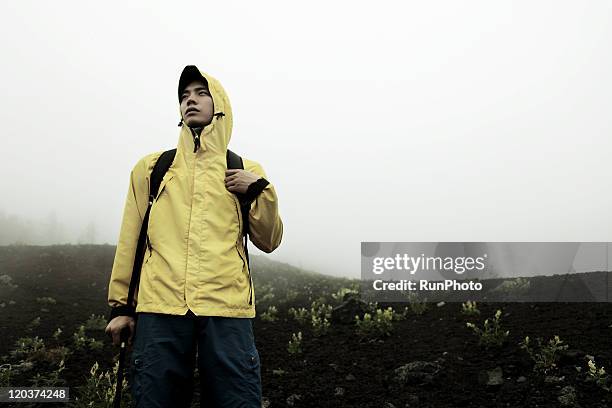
left=186, top=129, right=198, bottom=303
left=185, top=116, right=250, bottom=308
left=185, top=119, right=215, bottom=303
left=194, top=114, right=251, bottom=306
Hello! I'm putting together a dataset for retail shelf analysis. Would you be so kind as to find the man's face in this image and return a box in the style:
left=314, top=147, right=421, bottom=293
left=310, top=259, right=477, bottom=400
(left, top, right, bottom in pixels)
left=180, top=80, right=214, bottom=128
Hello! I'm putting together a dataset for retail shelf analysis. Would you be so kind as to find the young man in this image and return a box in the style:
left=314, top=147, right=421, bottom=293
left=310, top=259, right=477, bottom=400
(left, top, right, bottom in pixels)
left=105, top=65, right=283, bottom=407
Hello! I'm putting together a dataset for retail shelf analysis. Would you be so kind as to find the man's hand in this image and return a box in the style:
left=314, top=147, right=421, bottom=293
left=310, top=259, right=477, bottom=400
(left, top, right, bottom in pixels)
left=105, top=316, right=135, bottom=347
left=225, top=169, right=260, bottom=194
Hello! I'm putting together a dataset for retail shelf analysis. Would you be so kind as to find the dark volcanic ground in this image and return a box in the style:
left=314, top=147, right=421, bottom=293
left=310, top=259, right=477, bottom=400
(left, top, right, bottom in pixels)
left=0, top=245, right=611, bottom=408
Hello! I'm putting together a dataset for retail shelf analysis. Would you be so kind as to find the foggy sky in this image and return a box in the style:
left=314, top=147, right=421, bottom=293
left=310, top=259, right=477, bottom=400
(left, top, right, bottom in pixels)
left=1, top=1, right=611, bottom=278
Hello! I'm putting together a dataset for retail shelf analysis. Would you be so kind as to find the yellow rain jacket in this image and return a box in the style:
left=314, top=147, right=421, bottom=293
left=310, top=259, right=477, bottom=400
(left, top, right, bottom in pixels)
left=107, top=66, right=283, bottom=319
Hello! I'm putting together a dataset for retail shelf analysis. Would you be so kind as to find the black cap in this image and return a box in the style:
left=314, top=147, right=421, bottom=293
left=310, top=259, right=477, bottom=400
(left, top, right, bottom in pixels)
left=178, top=65, right=209, bottom=102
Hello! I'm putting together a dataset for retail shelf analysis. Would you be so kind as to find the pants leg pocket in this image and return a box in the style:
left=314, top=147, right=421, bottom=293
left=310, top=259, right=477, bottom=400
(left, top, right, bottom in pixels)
left=245, top=346, right=260, bottom=372
left=241, top=345, right=262, bottom=405
left=130, top=351, right=143, bottom=405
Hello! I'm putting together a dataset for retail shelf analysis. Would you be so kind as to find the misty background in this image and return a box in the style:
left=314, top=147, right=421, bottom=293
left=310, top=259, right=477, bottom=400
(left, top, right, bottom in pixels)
left=1, top=1, right=611, bottom=279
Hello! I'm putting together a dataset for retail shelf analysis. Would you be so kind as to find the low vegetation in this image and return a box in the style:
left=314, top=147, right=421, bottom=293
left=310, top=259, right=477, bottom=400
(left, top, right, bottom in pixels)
left=519, top=335, right=568, bottom=374
left=1, top=246, right=611, bottom=407
left=354, top=307, right=395, bottom=339
left=466, top=309, right=509, bottom=348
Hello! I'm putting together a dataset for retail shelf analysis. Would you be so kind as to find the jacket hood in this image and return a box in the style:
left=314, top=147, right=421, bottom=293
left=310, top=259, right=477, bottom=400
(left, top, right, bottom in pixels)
left=177, top=65, right=233, bottom=155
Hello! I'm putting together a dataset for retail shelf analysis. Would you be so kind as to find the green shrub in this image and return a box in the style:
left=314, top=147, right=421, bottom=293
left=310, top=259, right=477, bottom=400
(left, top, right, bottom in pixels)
left=311, top=314, right=330, bottom=337
left=27, top=316, right=41, bottom=330
left=73, top=325, right=104, bottom=351
left=389, top=307, right=407, bottom=321
left=73, top=325, right=89, bottom=349
left=7, top=334, right=70, bottom=372
left=284, top=289, right=298, bottom=302
left=28, top=359, right=65, bottom=387
left=355, top=307, right=394, bottom=339
left=406, top=293, right=428, bottom=315
left=466, top=309, right=509, bottom=348
left=260, top=305, right=278, bottom=322
left=72, top=360, right=131, bottom=407
left=461, top=300, right=480, bottom=316
left=0, top=361, right=34, bottom=387
left=36, top=297, right=57, bottom=305
left=26, top=345, right=71, bottom=368
left=288, top=307, right=309, bottom=324
left=492, top=277, right=531, bottom=296
left=287, top=332, right=303, bottom=355
left=331, top=287, right=358, bottom=302
left=10, top=336, right=45, bottom=360
left=255, top=284, right=275, bottom=306
left=298, top=301, right=333, bottom=337
left=272, top=368, right=286, bottom=376
left=0, top=274, right=18, bottom=289
left=0, top=364, right=11, bottom=387
left=366, top=301, right=378, bottom=312
left=52, top=327, right=63, bottom=340
left=586, top=357, right=610, bottom=391
left=84, top=314, right=107, bottom=331
left=310, top=301, right=332, bottom=320
left=373, top=306, right=407, bottom=322
left=519, top=335, right=568, bottom=374
left=259, top=292, right=275, bottom=303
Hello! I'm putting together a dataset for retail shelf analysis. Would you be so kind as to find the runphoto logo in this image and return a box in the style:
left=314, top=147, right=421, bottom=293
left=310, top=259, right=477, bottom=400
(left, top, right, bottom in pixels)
left=372, top=253, right=488, bottom=275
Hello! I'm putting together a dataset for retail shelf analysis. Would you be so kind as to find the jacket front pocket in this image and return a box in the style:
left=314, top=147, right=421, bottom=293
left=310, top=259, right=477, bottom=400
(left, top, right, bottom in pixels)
left=142, top=247, right=157, bottom=280
left=143, top=246, right=153, bottom=268
left=148, top=175, right=175, bottom=247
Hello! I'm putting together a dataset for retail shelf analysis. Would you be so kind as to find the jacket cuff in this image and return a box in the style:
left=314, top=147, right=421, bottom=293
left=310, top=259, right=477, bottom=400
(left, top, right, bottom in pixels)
left=108, top=304, right=136, bottom=323
left=243, top=178, right=269, bottom=204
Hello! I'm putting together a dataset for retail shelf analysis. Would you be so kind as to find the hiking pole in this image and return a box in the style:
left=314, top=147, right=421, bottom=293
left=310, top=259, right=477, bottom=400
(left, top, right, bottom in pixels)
left=113, top=326, right=130, bottom=408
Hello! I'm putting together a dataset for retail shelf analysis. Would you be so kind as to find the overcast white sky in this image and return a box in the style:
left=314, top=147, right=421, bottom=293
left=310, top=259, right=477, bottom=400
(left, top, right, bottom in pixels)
left=1, top=1, right=611, bottom=278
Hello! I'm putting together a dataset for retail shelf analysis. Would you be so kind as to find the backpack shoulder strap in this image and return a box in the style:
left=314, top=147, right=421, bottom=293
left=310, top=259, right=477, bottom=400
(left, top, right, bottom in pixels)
left=226, top=149, right=253, bottom=305
left=226, top=149, right=249, bottom=233
left=149, top=149, right=177, bottom=202
left=226, top=149, right=243, bottom=170
left=125, top=149, right=176, bottom=315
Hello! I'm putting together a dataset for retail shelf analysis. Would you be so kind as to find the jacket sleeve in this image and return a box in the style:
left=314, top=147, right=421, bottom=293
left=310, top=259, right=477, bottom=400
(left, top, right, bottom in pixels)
left=107, top=156, right=151, bottom=322
left=244, top=161, right=283, bottom=253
